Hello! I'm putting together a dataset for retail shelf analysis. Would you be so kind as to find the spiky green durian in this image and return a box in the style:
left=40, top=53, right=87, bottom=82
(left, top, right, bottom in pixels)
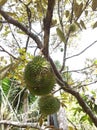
left=24, top=56, right=55, bottom=95
left=38, top=95, right=60, bottom=115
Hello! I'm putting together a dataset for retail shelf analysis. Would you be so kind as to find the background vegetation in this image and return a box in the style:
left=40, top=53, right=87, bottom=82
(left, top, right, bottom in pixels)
left=0, top=0, right=97, bottom=130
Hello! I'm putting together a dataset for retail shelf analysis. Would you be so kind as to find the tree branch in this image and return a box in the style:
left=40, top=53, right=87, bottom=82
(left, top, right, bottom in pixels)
left=0, top=8, right=43, bottom=50
left=0, top=120, right=41, bottom=129
left=63, top=63, right=94, bottom=73
left=19, top=0, right=32, bottom=52
left=73, top=80, right=97, bottom=89
left=8, top=24, right=21, bottom=49
left=0, top=45, right=18, bottom=59
left=59, top=0, right=74, bottom=72
left=43, top=0, right=55, bottom=58
left=60, top=84, right=97, bottom=127
left=48, top=56, right=97, bottom=127
left=1, top=6, right=97, bottom=128
left=66, top=40, right=97, bottom=60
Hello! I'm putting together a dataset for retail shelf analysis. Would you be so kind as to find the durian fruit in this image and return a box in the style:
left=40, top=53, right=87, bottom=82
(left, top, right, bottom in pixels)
left=38, top=95, right=60, bottom=115
left=24, top=56, right=55, bottom=95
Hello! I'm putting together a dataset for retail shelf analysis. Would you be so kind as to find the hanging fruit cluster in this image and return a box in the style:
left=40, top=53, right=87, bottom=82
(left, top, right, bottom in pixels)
left=24, top=56, right=60, bottom=115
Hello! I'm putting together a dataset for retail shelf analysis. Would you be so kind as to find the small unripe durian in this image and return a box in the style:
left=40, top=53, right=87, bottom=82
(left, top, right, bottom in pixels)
left=38, top=95, right=60, bottom=115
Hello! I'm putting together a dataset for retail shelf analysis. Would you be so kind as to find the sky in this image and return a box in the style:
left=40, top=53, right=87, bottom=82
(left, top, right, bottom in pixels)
left=52, top=28, right=97, bottom=70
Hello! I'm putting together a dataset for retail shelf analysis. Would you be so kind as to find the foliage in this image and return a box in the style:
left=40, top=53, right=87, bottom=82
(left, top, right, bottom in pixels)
left=0, top=0, right=97, bottom=130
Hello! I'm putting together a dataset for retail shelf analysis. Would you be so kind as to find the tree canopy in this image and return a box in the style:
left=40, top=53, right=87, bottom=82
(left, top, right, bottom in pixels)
left=0, top=0, right=97, bottom=130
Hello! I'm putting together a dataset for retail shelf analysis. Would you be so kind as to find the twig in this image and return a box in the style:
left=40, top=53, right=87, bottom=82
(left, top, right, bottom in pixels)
left=0, top=87, right=19, bottom=121
left=73, top=80, right=97, bottom=89
left=60, top=0, right=74, bottom=72
left=8, top=24, right=21, bottom=48
left=19, top=0, right=32, bottom=51
left=66, top=40, right=97, bottom=60
left=63, top=64, right=94, bottom=73
left=34, top=47, right=38, bottom=56
left=0, top=8, right=43, bottom=49
left=75, top=0, right=90, bottom=21
left=60, top=85, right=97, bottom=127
left=0, top=45, right=18, bottom=59
left=0, top=120, right=41, bottom=129
left=0, top=20, right=7, bottom=23
left=67, top=118, right=78, bottom=130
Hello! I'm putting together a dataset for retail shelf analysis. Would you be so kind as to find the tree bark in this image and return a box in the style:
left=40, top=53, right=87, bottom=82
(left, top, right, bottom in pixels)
left=0, top=120, right=41, bottom=129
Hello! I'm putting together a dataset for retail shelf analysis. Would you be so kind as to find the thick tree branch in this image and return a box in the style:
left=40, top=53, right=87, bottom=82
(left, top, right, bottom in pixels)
left=43, top=0, right=55, bottom=57
left=0, top=8, right=43, bottom=50
left=0, top=120, right=41, bottom=129
left=60, top=83, right=97, bottom=127
left=48, top=56, right=97, bottom=127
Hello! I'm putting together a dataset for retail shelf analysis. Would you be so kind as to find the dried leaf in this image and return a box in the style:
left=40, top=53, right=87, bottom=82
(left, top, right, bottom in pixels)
left=74, top=1, right=83, bottom=18
left=0, top=0, right=7, bottom=6
left=65, top=10, right=70, bottom=18
left=85, top=10, right=88, bottom=16
left=73, top=1, right=79, bottom=17
left=56, top=28, right=66, bottom=43
left=0, top=64, right=12, bottom=80
left=51, top=19, right=57, bottom=27
left=93, top=21, right=97, bottom=29
left=92, top=0, right=97, bottom=11
left=39, top=116, right=43, bottom=127
left=75, top=22, right=81, bottom=29
left=80, top=20, right=86, bottom=29
left=68, top=126, right=75, bottom=130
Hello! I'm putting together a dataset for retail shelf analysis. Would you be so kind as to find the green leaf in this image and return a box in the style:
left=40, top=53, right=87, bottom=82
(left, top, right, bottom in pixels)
left=56, top=28, right=66, bottom=43
left=80, top=115, right=88, bottom=122
left=87, top=116, right=93, bottom=125
left=2, top=78, right=11, bottom=96
left=94, top=59, right=97, bottom=64
left=94, top=105, right=97, bottom=113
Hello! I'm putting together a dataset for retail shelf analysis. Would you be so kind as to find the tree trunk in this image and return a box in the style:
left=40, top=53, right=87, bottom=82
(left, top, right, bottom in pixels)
left=48, top=107, right=68, bottom=130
